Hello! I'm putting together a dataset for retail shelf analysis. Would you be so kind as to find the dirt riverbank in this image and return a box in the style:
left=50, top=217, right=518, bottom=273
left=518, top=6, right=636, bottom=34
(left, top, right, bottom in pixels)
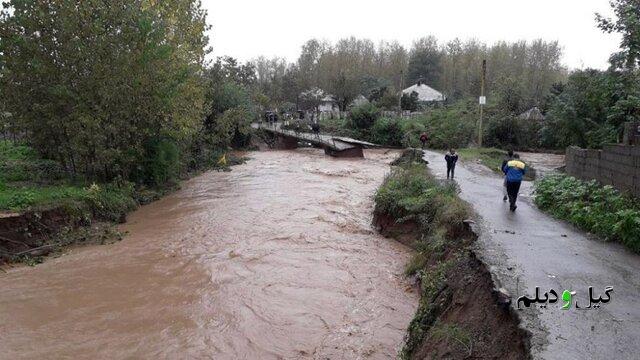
left=374, top=153, right=530, bottom=359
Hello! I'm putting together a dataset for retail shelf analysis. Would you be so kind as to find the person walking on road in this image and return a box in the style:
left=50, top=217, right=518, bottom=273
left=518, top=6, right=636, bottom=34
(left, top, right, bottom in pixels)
left=501, top=150, right=514, bottom=202
left=445, top=148, right=459, bottom=180
left=420, top=132, right=429, bottom=149
left=502, top=154, right=526, bottom=211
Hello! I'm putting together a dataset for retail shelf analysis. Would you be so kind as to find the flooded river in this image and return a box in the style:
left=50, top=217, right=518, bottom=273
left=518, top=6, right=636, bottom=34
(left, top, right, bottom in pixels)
left=0, top=149, right=418, bottom=359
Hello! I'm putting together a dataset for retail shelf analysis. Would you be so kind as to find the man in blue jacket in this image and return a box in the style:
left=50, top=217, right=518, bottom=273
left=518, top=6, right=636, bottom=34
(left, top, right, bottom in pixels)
left=501, top=150, right=514, bottom=202
left=502, top=154, right=526, bottom=211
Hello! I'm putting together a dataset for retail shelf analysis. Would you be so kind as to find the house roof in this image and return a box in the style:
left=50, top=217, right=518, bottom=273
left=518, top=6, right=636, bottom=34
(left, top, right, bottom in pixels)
left=350, top=94, right=369, bottom=106
left=402, top=82, right=445, bottom=102
left=519, top=107, right=545, bottom=121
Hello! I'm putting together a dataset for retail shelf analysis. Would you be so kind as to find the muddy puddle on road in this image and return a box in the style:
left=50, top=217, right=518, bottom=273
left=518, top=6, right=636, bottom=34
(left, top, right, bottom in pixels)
left=0, top=149, right=418, bottom=359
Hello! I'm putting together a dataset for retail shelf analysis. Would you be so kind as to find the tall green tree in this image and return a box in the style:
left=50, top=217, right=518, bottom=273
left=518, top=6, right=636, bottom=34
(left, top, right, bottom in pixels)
left=597, top=0, right=640, bottom=69
left=406, top=36, right=442, bottom=86
left=0, top=0, right=209, bottom=182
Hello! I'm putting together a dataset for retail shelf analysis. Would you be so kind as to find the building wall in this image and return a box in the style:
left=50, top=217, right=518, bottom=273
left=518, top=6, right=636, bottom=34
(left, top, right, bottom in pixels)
left=565, top=144, right=640, bottom=197
left=318, top=102, right=336, bottom=112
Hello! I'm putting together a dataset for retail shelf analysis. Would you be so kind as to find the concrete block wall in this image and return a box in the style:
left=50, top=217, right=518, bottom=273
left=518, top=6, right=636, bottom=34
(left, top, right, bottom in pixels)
left=565, top=145, right=640, bottom=197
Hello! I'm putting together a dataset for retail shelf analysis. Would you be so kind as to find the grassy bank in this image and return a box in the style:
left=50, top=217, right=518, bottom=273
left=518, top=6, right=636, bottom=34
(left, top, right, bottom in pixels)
left=374, top=151, right=529, bottom=359
left=456, top=148, right=506, bottom=173
left=0, top=140, right=166, bottom=217
left=455, top=148, right=536, bottom=180
left=0, top=140, right=243, bottom=264
left=375, top=162, right=471, bottom=275
left=534, top=174, right=640, bottom=253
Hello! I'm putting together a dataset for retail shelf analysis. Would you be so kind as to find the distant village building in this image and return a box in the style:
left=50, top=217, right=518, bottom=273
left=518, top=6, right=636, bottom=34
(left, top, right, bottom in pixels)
left=402, top=80, right=446, bottom=103
left=349, top=94, right=369, bottom=108
left=518, top=107, right=545, bottom=121
left=299, top=88, right=338, bottom=112
left=318, top=95, right=338, bottom=112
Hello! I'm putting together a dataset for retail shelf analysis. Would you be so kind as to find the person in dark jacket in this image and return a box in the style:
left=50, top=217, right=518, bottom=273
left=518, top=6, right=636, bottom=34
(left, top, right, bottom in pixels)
left=502, top=154, right=526, bottom=211
left=420, top=133, right=428, bottom=149
left=444, top=148, right=459, bottom=179
left=311, top=122, right=320, bottom=137
left=501, top=150, right=514, bottom=202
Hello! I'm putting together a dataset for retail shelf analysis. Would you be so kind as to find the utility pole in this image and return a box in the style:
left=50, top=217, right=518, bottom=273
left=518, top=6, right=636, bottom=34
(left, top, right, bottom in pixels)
left=478, top=59, right=486, bottom=147
left=398, top=70, right=404, bottom=114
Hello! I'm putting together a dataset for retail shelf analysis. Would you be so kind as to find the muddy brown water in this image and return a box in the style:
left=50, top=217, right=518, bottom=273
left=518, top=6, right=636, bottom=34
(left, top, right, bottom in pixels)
left=0, top=149, right=418, bottom=359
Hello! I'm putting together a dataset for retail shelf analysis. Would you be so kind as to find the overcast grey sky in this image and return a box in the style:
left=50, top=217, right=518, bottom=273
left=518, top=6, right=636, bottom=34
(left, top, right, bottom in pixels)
left=203, top=0, right=621, bottom=70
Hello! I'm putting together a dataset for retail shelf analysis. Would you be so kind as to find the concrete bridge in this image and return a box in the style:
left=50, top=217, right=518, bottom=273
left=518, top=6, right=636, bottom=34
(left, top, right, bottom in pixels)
left=252, top=123, right=378, bottom=158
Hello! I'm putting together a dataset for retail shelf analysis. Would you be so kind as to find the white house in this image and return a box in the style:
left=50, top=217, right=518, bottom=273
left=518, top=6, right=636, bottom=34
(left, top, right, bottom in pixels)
left=349, top=94, right=369, bottom=108
left=518, top=107, right=545, bottom=121
left=299, top=88, right=338, bottom=112
left=318, top=95, right=338, bottom=112
left=402, top=80, right=446, bottom=102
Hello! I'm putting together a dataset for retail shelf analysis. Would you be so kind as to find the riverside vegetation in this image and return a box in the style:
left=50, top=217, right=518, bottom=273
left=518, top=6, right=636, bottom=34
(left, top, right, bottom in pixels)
left=374, top=152, right=529, bottom=359
left=0, top=1, right=254, bottom=263
left=0, top=139, right=243, bottom=264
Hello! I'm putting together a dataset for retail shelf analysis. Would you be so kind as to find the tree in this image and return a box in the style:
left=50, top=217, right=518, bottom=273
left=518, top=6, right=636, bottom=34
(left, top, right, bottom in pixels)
left=329, top=71, right=360, bottom=111
left=543, top=69, right=619, bottom=148
left=360, top=75, right=390, bottom=101
left=299, top=87, right=326, bottom=111
left=406, top=36, right=442, bottom=86
left=237, top=35, right=565, bottom=120
left=597, top=0, right=640, bottom=69
left=0, top=0, right=209, bottom=182
left=203, top=56, right=257, bottom=152
left=494, top=76, right=525, bottom=113
left=401, top=91, right=419, bottom=112
left=297, top=39, right=327, bottom=91
left=212, top=108, right=252, bottom=148
left=349, top=103, right=380, bottom=130
left=208, top=56, right=257, bottom=88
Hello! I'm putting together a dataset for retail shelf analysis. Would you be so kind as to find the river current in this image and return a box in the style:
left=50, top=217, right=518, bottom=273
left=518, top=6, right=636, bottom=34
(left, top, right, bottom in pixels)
left=0, top=149, right=417, bottom=359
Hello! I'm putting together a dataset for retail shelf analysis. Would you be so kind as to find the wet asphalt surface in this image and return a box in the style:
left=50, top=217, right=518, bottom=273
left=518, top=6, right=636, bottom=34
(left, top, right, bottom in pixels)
left=423, top=150, right=640, bottom=360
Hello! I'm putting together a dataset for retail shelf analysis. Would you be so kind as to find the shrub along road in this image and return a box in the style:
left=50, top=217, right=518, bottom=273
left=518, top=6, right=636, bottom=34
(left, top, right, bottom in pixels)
left=421, top=150, right=640, bottom=360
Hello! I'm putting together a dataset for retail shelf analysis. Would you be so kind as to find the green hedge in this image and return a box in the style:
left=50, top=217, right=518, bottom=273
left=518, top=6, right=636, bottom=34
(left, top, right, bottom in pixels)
left=534, top=174, right=640, bottom=253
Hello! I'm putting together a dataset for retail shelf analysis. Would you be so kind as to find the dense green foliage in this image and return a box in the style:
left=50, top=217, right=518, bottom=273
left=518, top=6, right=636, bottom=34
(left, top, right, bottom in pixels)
left=375, top=165, right=470, bottom=237
left=406, top=36, right=443, bottom=87
left=369, top=118, right=404, bottom=147
left=534, top=174, right=640, bottom=252
left=596, top=0, right=640, bottom=69
left=0, top=141, right=66, bottom=183
left=0, top=139, right=241, bottom=214
left=401, top=91, right=419, bottom=111
left=541, top=69, right=640, bottom=148
left=325, top=101, right=476, bottom=149
left=0, top=0, right=258, bottom=192
left=0, top=140, right=135, bottom=218
left=0, top=0, right=210, bottom=183
left=348, top=103, right=380, bottom=131
left=539, top=0, right=640, bottom=149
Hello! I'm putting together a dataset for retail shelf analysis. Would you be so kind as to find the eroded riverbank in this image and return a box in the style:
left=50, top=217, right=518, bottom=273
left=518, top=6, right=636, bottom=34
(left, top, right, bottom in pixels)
left=0, top=149, right=418, bottom=359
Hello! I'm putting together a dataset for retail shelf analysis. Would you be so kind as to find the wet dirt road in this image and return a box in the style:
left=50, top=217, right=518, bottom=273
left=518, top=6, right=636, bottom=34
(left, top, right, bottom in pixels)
left=0, top=149, right=417, bottom=359
left=423, top=150, right=640, bottom=360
